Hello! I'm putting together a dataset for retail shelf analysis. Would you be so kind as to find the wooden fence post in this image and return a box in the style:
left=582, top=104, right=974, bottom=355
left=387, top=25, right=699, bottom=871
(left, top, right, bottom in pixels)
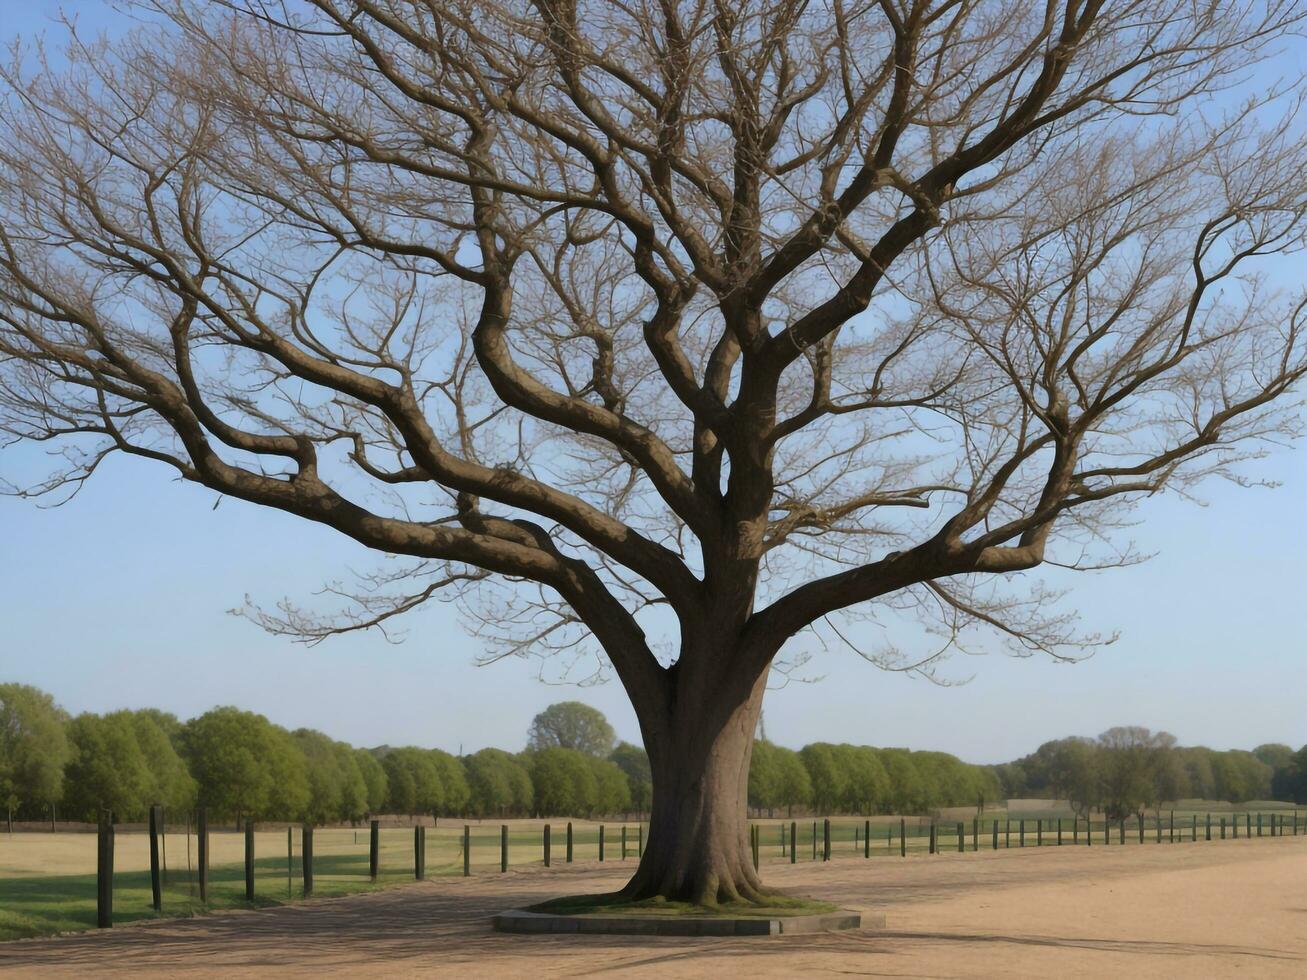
left=622, top=825, right=628, bottom=860
left=973, top=818, right=979, bottom=851
left=1005, top=819, right=1011, bottom=849
left=991, top=819, right=998, bottom=850
left=1220, top=817, right=1226, bottom=840
left=148, top=804, right=162, bottom=912
left=823, top=818, right=831, bottom=861
left=197, top=807, right=209, bottom=903
left=1170, top=810, right=1175, bottom=843
left=1156, top=814, right=1161, bottom=843
left=929, top=822, right=936, bottom=855
left=302, top=825, right=314, bottom=896
left=501, top=825, right=508, bottom=872
left=96, top=809, right=113, bottom=929
left=791, top=821, right=797, bottom=864
left=1257, top=813, right=1263, bottom=837
left=1037, top=819, right=1042, bottom=847
left=865, top=819, right=871, bottom=858
left=1019, top=819, right=1025, bottom=848
left=369, top=820, right=380, bottom=881
left=464, top=825, right=471, bottom=876
left=566, top=822, right=573, bottom=863
left=415, top=825, right=425, bottom=880
left=1246, top=813, right=1251, bottom=838
left=1073, top=817, right=1078, bottom=844
left=902, top=818, right=908, bottom=857
left=957, top=822, right=964, bottom=853
left=1205, top=814, right=1211, bottom=841
left=598, top=825, right=605, bottom=862
left=543, top=824, right=551, bottom=868
left=287, top=827, right=292, bottom=897
left=1119, top=819, right=1126, bottom=845
left=812, top=821, right=817, bottom=861
left=1057, top=818, right=1062, bottom=846
left=245, top=819, right=255, bottom=901
left=1190, top=814, right=1196, bottom=842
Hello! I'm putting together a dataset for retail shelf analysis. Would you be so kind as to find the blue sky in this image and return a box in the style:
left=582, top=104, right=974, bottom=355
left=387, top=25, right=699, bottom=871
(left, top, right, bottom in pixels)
left=2, top=2, right=1305, bottom=763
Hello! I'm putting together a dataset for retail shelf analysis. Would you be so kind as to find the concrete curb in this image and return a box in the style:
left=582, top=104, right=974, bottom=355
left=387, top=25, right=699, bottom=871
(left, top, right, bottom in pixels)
left=491, top=908, right=878, bottom=936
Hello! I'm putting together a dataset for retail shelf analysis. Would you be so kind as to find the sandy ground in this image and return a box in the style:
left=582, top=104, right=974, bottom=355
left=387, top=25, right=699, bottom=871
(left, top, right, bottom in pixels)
left=0, top=836, right=1302, bottom=978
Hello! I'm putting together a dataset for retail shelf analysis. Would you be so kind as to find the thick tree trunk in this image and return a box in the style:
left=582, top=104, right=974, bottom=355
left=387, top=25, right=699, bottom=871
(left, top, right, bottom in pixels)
left=618, top=666, right=773, bottom=906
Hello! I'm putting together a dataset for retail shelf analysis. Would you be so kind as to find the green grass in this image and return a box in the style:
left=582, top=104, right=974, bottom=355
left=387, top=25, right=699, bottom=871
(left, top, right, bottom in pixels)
left=0, top=851, right=438, bottom=942
left=527, top=891, right=837, bottom=918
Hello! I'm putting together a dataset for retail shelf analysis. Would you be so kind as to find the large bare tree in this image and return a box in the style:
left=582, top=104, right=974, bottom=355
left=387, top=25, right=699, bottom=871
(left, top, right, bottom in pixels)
left=2, top=0, right=1305, bottom=905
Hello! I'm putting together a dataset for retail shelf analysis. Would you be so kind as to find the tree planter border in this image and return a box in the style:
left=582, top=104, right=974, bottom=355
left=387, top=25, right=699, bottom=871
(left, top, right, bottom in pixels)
left=491, top=908, right=872, bottom=936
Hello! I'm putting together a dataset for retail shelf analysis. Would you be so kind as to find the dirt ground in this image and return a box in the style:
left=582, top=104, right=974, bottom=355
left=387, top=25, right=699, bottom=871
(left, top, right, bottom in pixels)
left=1, top=836, right=1302, bottom=978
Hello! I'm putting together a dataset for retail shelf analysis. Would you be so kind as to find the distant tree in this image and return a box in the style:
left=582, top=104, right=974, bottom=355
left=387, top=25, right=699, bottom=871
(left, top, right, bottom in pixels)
left=799, top=743, right=847, bottom=815
left=609, top=742, right=652, bottom=817
left=381, top=748, right=442, bottom=817
left=747, top=741, right=784, bottom=816
left=1253, top=744, right=1296, bottom=800
left=527, top=703, right=616, bottom=757
left=877, top=749, right=926, bottom=814
left=834, top=745, right=889, bottom=814
left=129, top=710, right=196, bottom=814
left=1177, top=747, right=1216, bottom=800
left=529, top=747, right=598, bottom=817
left=181, top=707, right=308, bottom=823
left=355, top=750, right=388, bottom=815
left=1282, top=746, right=1307, bottom=805
left=1096, top=727, right=1176, bottom=820
left=589, top=757, right=632, bottom=817
left=62, top=713, right=152, bottom=821
left=431, top=749, right=470, bottom=818
left=0, top=683, right=70, bottom=817
left=464, top=748, right=533, bottom=818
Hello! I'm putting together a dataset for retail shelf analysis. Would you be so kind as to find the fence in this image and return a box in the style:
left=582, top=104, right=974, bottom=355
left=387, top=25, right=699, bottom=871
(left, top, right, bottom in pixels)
left=5, top=806, right=1300, bottom=935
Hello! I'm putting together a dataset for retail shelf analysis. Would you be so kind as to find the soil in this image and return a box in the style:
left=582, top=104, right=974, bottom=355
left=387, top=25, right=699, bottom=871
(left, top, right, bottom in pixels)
left=1, top=836, right=1302, bottom=978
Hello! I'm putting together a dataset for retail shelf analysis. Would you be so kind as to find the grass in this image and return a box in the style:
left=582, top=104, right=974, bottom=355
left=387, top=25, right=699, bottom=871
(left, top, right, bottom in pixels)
left=527, top=891, right=838, bottom=918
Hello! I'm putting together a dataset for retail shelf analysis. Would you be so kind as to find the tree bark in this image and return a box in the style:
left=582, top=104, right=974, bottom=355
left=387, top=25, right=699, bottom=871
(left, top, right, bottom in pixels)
left=618, top=663, right=774, bottom=906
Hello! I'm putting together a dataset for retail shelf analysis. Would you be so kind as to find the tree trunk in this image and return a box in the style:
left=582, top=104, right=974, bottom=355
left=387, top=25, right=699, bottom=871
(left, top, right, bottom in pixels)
left=618, top=665, right=773, bottom=906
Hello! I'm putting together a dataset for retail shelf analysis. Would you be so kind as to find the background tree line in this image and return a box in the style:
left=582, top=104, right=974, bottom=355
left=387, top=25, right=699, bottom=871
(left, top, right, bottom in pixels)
left=4, top=685, right=1305, bottom=826
left=990, top=727, right=1305, bottom=820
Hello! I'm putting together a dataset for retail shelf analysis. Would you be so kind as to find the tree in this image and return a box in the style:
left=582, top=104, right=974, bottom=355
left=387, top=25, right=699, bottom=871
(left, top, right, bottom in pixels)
left=355, top=749, right=389, bottom=815
left=181, top=707, right=308, bottom=822
left=380, top=748, right=443, bottom=817
left=465, top=748, right=534, bottom=817
left=877, top=749, right=926, bottom=815
left=527, top=703, right=617, bottom=757
left=0, top=684, right=70, bottom=817
left=2, top=2, right=1305, bottom=906
left=431, top=749, right=470, bottom=817
left=589, top=756, right=633, bottom=816
left=129, top=710, right=196, bottom=814
left=529, top=747, right=599, bottom=817
left=799, top=744, right=848, bottom=814
left=609, top=742, right=652, bottom=818
left=1096, top=727, right=1176, bottom=820
left=62, top=713, right=153, bottom=822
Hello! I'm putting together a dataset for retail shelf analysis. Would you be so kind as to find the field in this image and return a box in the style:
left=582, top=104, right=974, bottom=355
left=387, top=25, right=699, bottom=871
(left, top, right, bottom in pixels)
left=0, top=834, right=1302, bottom=977
left=2, top=804, right=1300, bottom=943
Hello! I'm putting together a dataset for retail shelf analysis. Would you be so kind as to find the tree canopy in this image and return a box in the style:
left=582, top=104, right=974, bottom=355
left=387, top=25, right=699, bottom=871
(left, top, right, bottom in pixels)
left=527, top=702, right=617, bottom=757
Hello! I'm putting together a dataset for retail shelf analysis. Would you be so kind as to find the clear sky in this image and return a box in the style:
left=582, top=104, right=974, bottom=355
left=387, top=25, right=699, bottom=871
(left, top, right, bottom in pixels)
left=2, top=3, right=1305, bottom=764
